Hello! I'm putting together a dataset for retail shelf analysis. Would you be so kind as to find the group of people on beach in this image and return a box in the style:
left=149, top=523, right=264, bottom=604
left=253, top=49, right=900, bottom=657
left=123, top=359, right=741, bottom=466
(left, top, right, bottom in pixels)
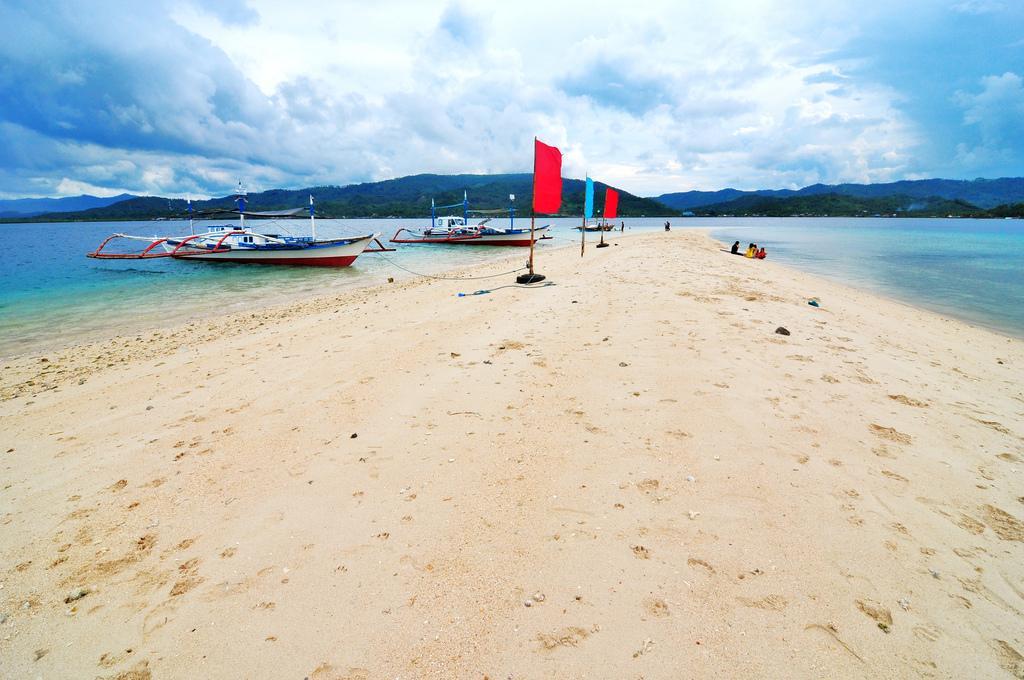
left=731, top=240, right=766, bottom=259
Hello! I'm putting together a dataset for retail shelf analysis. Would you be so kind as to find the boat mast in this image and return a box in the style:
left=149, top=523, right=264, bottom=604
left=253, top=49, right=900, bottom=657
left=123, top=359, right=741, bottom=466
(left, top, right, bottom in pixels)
left=509, top=194, right=515, bottom=228
left=187, top=196, right=194, bottom=235
left=463, top=190, right=468, bottom=225
left=309, top=195, right=316, bottom=241
left=431, top=198, right=436, bottom=230
left=236, top=181, right=247, bottom=231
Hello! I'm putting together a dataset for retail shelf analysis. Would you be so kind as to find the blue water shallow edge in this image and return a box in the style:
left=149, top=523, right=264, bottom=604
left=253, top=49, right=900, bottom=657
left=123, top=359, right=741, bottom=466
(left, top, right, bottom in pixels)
left=706, top=217, right=1024, bottom=338
left=1, top=216, right=1022, bottom=357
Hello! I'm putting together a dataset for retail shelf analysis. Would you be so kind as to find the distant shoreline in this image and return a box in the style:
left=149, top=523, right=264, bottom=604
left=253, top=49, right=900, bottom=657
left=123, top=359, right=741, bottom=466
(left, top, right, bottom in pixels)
left=2, top=225, right=1020, bottom=363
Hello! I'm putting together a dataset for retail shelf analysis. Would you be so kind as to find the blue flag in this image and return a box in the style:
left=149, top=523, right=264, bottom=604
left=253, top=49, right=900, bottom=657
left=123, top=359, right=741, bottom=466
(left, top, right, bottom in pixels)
left=584, top=176, right=594, bottom=220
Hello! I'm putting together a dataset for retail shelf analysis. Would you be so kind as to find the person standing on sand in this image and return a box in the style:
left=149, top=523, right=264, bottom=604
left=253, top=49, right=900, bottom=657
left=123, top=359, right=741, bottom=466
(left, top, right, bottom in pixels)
left=731, top=241, right=740, bottom=254
left=621, top=221, right=625, bottom=232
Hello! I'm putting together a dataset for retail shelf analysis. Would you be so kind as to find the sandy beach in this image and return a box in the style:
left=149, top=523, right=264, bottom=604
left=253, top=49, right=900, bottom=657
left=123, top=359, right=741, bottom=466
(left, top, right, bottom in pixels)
left=1, top=230, right=1022, bottom=679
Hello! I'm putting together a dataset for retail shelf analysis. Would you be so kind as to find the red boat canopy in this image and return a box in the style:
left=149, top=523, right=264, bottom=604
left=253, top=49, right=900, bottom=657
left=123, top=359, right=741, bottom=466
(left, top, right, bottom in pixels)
left=604, top=187, right=619, bottom=220
left=533, top=138, right=562, bottom=214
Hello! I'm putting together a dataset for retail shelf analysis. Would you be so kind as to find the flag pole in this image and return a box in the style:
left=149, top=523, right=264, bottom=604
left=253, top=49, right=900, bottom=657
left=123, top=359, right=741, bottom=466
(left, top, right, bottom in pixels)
left=529, top=136, right=536, bottom=274
left=529, top=212, right=536, bottom=275
left=580, top=173, right=586, bottom=257
left=518, top=137, right=545, bottom=284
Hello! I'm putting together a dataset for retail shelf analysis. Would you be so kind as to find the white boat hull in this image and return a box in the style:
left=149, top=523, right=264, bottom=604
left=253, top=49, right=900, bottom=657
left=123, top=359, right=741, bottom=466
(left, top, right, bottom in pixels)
left=164, top=234, right=376, bottom=267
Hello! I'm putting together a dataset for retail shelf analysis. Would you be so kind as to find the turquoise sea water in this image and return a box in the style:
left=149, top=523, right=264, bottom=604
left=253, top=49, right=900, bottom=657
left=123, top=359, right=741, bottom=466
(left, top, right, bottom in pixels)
left=706, top=218, right=1024, bottom=337
left=1, top=216, right=1022, bottom=356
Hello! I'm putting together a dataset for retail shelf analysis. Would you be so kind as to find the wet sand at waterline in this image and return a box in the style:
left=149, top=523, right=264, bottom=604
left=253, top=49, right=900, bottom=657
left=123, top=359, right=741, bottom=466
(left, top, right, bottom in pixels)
left=1, top=231, right=1022, bottom=678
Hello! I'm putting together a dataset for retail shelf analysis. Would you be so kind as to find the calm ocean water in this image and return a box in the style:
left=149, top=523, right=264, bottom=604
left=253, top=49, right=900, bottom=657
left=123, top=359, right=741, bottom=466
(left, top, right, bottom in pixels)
left=1, top=216, right=1021, bottom=356
left=706, top=218, right=1024, bottom=337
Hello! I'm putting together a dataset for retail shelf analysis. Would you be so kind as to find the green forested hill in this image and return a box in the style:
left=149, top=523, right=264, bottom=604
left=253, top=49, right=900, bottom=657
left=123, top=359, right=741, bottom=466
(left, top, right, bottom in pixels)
left=691, top=193, right=994, bottom=217
left=657, top=177, right=1024, bottom=211
left=8, top=174, right=672, bottom=222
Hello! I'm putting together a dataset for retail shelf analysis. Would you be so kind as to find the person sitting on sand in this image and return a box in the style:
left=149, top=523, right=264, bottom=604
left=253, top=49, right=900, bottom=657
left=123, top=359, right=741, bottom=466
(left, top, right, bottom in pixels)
left=756, top=246, right=766, bottom=259
left=745, top=243, right=756, bottom=258
left=664, top=221, right=671, bottom=231
left=731, top=241, right=740, bottom=254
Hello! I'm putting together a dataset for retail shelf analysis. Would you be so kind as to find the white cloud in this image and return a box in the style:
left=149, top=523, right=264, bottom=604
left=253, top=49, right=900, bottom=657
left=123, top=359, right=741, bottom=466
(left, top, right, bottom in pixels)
left=0, top=0, right=1017, bottom=198
left=954, top=72, right=1024, bottom=170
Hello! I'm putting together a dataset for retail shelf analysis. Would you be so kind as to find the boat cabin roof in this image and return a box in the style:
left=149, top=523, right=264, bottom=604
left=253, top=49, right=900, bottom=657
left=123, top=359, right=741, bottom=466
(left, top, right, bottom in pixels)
left=434, top=216, right=467, bottom=228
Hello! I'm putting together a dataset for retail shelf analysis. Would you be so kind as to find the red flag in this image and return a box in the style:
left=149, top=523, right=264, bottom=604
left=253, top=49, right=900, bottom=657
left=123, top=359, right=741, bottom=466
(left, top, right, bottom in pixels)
left=533, top=138, right=562, bottom=214
left=604, top=187, right=619, bottom=220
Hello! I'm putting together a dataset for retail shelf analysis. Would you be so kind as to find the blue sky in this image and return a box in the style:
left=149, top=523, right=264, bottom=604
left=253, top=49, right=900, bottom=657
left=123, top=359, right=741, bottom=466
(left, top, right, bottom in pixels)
left=0, top=0, right=1021, bottom=198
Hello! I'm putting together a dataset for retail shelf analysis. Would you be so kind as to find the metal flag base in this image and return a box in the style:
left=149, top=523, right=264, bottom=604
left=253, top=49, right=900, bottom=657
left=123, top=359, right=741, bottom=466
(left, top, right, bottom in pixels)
left=516, top=272, right=547, bottom=284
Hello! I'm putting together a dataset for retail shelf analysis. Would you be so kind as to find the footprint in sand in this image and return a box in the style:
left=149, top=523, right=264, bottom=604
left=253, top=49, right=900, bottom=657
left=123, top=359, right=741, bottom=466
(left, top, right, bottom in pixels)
left=870, top=424, right=913, bottom=445
left=991, top=640, right=1024, bottom=678
left=538, top=626, right=598, bottom=650
left=98, top=661, right=150, bottom=679
left=913, top=625, right=941, bottom=642
left=972, top=418, right=1013, bottom=436
left=855, top=599, right=893, bottom=632
left=636, top=479, right=660, bottom=493
left=737, top=595, right=788, bottom=611
left=980, top=505, right=1024, bottom=541
left=632, top=545, right=651, bottom=559
left=888, top=395, right=929, bottom=408
left=174, top=537, right=197, bottom=551
left=873, top=444, right=898, bottom=459
left=687, top=557, right=715, bottom=574
left=643, top=597, right=671, bottom=617
left=97, top=648, right=135, bottom=668
left=881, top=470, right=909, bottom=482
left=169, top=558, right=203, bottom=597
left=949, top=594, right=973, bottom=609
left=955, top=514, right=986, bottom=535
left=309, top=662, right=370, bottom=679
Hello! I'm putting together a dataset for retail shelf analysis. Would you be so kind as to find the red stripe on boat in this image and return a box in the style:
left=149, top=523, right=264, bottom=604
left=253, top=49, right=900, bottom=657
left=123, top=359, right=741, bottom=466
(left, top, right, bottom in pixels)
left=176, top=254, right=359, bottom=267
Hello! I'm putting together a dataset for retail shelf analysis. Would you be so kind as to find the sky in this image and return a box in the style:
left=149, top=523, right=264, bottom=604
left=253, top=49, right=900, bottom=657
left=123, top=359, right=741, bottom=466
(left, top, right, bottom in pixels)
left=0, top=0, right=1021, bottom=199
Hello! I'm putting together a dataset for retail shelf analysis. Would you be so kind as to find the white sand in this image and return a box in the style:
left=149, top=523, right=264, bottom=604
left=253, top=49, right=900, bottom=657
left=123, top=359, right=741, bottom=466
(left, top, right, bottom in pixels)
left=1, top=230, right=1022, bottom=679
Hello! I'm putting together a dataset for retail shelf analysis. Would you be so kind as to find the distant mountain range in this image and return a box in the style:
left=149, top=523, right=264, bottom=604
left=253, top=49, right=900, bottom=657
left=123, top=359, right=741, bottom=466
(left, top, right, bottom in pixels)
left=689, top=193, right=993, bottom=218
left=3, top=175, right=1024, bottom=223
left=655, top=177, right=1024, bottom=211
left=0, top=193, right=136, bottom=218
left=4, top=174, right=667, bottom=222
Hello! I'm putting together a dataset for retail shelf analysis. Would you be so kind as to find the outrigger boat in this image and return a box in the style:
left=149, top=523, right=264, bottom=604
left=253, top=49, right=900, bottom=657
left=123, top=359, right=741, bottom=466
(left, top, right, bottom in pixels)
left=88, top=189, right=392, bottom=267
left=390, top=192, right=549, bottom=246
left=575, top=220, right=614, bottom=232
